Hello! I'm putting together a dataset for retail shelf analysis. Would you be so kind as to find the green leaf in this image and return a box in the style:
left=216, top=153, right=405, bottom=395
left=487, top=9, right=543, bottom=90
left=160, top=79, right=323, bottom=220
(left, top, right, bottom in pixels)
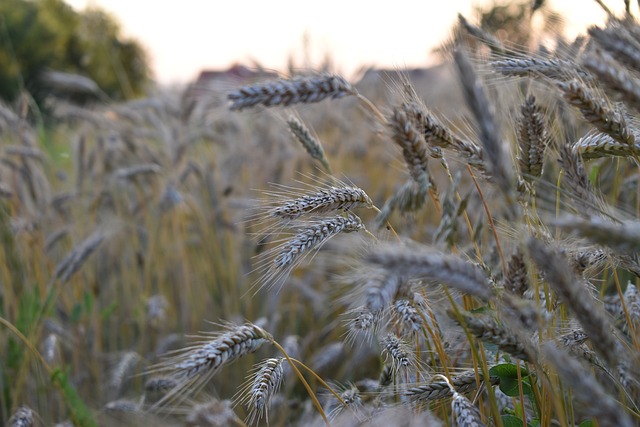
left=83, top=291, right=93, bottom=313
left=578, top=420, right=595, bottom=427
left=70, top=303, right=83, bottom=323
left=51, top=368, right=97, bottom=427
left=502, top=415, right=525, bottom=427
left=489, top=363, right=532, bottom=397
left=588, top=164, right=600, bottom=184
left=100, top=302, right=117, bottom=320
left=470, top=306, right=491, bottom=314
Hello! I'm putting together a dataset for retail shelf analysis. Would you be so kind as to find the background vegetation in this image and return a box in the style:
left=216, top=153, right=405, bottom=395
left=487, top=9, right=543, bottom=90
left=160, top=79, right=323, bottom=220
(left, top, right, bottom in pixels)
left=0, top=0, right=150, bottom=106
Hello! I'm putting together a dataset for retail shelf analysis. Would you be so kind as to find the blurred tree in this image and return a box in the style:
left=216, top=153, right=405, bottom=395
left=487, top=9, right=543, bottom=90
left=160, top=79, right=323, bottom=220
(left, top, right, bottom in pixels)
left=478, top=0, right=564, bottom=48
left=0, top=0, right=150, bottom=105
left=437, top=0, right=565, bottom=56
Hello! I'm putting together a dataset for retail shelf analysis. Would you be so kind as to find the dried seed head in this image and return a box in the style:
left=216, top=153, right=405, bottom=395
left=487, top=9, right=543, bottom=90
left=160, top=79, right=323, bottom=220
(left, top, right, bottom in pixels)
left=455, top=49, right=515, bottom=213
left=393, top=299, right=423, bottom=333
left=228, top=74, right=356, bottom=110
left=589, top=25, right=640, bottom=72
left=9, top=406, right=33, bottom=427
left=104, top=399, right=141, bottom=413
left=557, top=328, right=589, bottom=347
left=175, top=324, right=271, bottom=378
left=186, top=399, right=239, bottom=427
left=452, top=391, right=487, bottom=427
left=405, top=371, right=498, bottom=404
left=503, top=250, right=529, bottom=296
left=150, top=322, right=272, bottom=406
left=624, top=283, right=640, bottom=333
left=364, top=272, right=402, bottom=313
left=327, top=383, right=363, bottom=420
left=240, top=357, right=285, bottom=425
left=558, top=79, right=636, bottom=146
left=449, top=310, right=537, bottom=363
left=573, top=130, right=640, bottom=159
left=272, top=214, right=364, bottom=269
left=108, top=351, right=140, bottom=399
left=381, top=333, right=412, bottom=373
left=256, top=213, right=365, bottom=292
left=287, top=116, right=331, bottom=172
left=458, top=13, right=505, bottom=55
left=271, top=186, right=372, bottom=220
left=389, top=106, right=431, bottom=185
left=491, top=56, right=587, bottom=81
left=366, top=245, right=493, bottom=300
left=554, top=216, right=640, bottom=255
left=517, top=95, right=549, bottom=180
left=145, top=377, right=178, bottom=392
left=54, top=228, right=107, bottom=283
left=557, top=143, right=607, bottom=217
left=583, top=50, right=640, bottom=113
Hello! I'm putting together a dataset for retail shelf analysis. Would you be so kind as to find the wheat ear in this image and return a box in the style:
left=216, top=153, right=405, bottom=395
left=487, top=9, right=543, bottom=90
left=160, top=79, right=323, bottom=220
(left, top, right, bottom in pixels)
left=366, top=245, right=493, bottom=300
left=228, top=73, right=356, bottom=110
left=270, top=186, right=373, bottom=220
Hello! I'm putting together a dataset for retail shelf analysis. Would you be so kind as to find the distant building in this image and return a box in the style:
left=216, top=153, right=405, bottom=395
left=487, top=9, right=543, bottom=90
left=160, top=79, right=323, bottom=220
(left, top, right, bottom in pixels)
left=355, top=63, right=462, bottom=115
left=184, top=64, right=278, bottom=105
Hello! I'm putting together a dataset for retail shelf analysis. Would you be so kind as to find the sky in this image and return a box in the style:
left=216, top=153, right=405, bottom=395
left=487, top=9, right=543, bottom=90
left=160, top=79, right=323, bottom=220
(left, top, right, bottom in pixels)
left=64, top=0, right=630, bottom=84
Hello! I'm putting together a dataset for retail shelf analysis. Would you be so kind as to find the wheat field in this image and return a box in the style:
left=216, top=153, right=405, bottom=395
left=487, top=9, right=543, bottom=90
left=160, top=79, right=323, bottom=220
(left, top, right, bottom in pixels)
left=2, top=5, right=640, bottom=427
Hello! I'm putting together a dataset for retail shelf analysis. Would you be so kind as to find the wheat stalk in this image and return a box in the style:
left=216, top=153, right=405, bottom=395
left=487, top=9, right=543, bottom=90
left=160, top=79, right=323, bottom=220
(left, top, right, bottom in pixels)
left=454, top=49, right=515, bottom=213
left=228, top=74, right=356, bottom=110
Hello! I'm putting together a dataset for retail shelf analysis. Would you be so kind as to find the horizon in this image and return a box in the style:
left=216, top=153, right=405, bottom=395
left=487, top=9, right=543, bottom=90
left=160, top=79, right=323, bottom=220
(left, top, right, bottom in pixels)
left=63, top=0, right=629, bottom=85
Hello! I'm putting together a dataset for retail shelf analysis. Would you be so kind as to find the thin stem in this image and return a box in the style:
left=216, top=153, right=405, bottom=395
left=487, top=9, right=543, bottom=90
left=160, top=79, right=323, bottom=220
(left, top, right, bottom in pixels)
left=289, top=358, right=348, bottom=408
left=372, top=205, right=401, bottom=241
left=467, top=165, right=507, bottom=276
left=356, top=93, right=387, bottom=125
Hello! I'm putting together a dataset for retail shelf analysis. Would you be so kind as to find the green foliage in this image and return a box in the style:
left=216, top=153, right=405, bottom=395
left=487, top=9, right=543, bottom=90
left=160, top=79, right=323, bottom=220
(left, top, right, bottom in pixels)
left=0, top=0, right=150, bottom=104
left=51, top=368, right=97, bottom=427
left=502, top=414, right=528, bottom=427
left=489, top=363, right=533, bottom=397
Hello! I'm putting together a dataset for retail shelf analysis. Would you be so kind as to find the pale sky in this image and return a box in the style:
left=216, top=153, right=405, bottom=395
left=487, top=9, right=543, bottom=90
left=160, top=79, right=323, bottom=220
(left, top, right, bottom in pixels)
left=64, top=0, right=629, bottom=84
